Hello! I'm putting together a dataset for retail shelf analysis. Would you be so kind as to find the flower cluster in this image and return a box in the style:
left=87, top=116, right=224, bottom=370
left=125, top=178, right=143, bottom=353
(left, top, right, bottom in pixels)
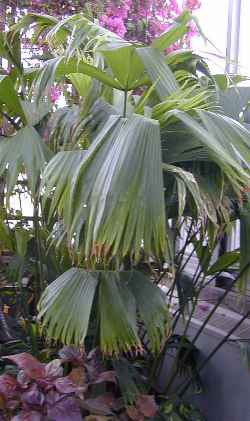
left=99, top=0, right=201, bottom=45
left=49, top=86, right=62, bottom=104
left=1, top=1, right=201, bottom=47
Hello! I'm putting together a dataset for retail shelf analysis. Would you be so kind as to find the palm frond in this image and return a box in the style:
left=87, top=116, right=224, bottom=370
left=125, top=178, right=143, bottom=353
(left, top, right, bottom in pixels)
left=41, top=149, right=86, bottom=222
left=45, top=13, right=127, bottom=56
left=48, top=106, right=84, bottom=151
left=33, top=56, right=122, bottom=103
left=198, top=110, right=250, bottom=168
left=0, top=126, right=52, bottom=197
left=31, top=13, right=146, bottom=91
left=21, top=100, right=51, bottom=127
left=152, top=83, right=214, bottom=125
left=100, top=44, right=145, bottom=91
left=98, top=271, right=140, bottom=356
left=171, top=110, right=250, bottom=192
left=137, top=47, right=179, bottom=99
left=38, top=268, right=98, bottom=344
left=124, top=270, right=170, bottom=353
left=163, top=163, right=208, bottom=219
left=38, top=269, right=170, bottom=355
left=161, top=125, right=208, bottom=164
left=42, top=114, right=166, bottom=263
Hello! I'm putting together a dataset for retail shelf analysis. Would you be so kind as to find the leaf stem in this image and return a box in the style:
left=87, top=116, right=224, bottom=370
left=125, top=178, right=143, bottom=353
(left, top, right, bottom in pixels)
left=123, top=90, right=128, bottom=118
left=33, top=189, right=44, bottom=299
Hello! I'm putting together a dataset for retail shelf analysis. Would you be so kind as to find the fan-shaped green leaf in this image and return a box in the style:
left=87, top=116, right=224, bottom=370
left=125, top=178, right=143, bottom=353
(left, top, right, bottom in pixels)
left=41, top=150, right=86, bottom=222
left=46, top=13, right=126, bottom=56
left=171, top=110, right=250, bottom=191
left=98, top=271, right=140, bottom=356
left=10, top=13, right=58, bottom=39
left=34, top=57, right=122, bottom=102
left=198, top=110, right=250, bottom=168
left=101, top=44, right=145, bottom=90
left=163, top=163, right=208, bottom=219
left=38, top=268, right=98, bottom=345
left=124, top=270, right=170, bottom=353
left=136, top=47, right=179, bottom=99
left=20, top=100, right=51, bottom=127
left=42, top=114, right=166, bottom=263
left=0, top=126, right=52, bottom=197
left=38, top=269, right=170, bottom=355
left=67, top=73, right=91, bottom=97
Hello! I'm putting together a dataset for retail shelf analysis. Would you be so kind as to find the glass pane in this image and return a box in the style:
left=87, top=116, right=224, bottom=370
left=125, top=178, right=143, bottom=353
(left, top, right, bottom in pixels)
left=193, top=0, right=229, bottom=73
left=239, top=0, right=250, bottom=74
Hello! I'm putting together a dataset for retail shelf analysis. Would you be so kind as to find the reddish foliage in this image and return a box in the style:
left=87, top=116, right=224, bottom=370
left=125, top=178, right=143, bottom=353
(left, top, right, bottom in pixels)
left=0, top=348, right=118, bottom=420
left=3, top=354, right=45, bottom=380
left=0, top=348, right=158, bottom=420
left=126, top=394, right=157, bottom=420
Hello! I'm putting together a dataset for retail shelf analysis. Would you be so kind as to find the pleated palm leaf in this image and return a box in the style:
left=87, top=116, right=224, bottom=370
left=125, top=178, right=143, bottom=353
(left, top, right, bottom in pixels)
left=160, top=110, right=250, bottom=225
left=0, top=126, right=52, bottom=198
left=38, top=268, right=169, bottom=355
left=42, top=113, right=166, bottom=263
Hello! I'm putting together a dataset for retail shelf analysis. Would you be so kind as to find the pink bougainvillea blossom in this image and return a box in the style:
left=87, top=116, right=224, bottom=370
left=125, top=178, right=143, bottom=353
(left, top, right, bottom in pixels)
left=1, top=1, right=202, bottom=49
left=97, top=0, right=201, bottom=46
left=100, top=15, right=127, bottom=37
left=184, top=0, right=201, bottom=10
left=49, top=86, right=61, bottom=103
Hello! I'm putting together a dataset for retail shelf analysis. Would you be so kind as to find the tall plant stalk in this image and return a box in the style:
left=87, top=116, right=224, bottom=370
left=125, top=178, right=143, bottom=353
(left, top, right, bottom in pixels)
left=33, top=190, right=44, bottom=300
left=123, top=90, right=128, bottom=118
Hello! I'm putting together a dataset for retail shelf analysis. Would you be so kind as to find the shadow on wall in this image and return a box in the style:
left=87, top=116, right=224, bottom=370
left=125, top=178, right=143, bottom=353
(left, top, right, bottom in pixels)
left=158, top=324, right=250, bottom=421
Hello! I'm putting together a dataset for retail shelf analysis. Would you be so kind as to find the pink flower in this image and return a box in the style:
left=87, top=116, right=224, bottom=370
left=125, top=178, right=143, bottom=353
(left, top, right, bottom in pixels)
left=110, top=17, right=127, bottom=37
left=184, top=0, right=201, bottom=10
left=99, top=14, right=109, bottom=26
left=49, top=86, right=61, bottom=103
left=166, top=43, right=180, bottom=53
left=25, top=0, right=202, bottom=50
left=98, top=0, right=202, bottom=46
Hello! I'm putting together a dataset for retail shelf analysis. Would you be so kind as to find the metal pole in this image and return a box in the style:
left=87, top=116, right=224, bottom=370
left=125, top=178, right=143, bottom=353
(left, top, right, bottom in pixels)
left=225, top=0, right=242, bottom=73
left=226, top=0, right=233, bottom=72
left=233, top=0, right=242, bottom=73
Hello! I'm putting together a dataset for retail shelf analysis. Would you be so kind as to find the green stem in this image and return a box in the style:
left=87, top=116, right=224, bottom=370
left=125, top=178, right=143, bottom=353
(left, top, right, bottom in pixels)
left=33, top=191, right=44, bottom=300
left=175, top=219, right=195, bottom=271
left=123, top=90, right=128, bottom=118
